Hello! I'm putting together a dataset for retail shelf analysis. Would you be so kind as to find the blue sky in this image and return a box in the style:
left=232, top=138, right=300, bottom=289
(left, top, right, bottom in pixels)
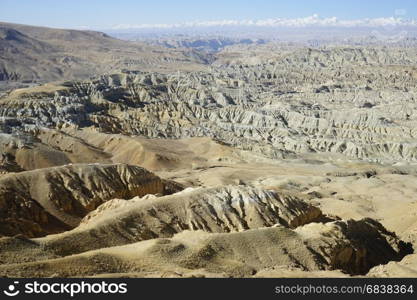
left=1, top=0, right=416, bottom=29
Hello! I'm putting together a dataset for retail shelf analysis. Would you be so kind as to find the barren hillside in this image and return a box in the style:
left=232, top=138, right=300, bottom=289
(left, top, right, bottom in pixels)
left=0, top=23, right=417, bottom=278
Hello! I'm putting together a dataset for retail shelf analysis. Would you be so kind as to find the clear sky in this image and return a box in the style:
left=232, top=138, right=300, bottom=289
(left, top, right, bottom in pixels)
left=1, top=0, right=416, bottom=29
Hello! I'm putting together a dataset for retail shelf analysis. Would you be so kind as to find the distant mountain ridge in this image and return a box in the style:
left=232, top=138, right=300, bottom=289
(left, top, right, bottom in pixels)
left=0, top=22, right=208, bottom=85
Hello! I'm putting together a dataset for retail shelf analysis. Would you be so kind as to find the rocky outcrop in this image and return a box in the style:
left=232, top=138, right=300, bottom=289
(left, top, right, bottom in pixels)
left=80, top=185, right=323, bottom=230
left=0, top=218, right=411, bottom=277
left=20, top=186, right=323, bottom=256
left=1, top=44, right=417, bottom=163
left=1, top=41, right=417, bottom=278
left=322, top=218, right=413, bottom=275
left=0, top=163, right=180, bottom=237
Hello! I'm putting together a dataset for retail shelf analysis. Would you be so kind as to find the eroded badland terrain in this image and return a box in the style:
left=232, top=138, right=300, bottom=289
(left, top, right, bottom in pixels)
left=1, top=22, right=417, bottom=278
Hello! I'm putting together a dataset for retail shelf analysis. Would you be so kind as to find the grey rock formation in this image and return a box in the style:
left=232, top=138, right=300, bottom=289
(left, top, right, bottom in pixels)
left=1, top=45, right=417, bottom=163
left=1, top=30, right=417, bottom=277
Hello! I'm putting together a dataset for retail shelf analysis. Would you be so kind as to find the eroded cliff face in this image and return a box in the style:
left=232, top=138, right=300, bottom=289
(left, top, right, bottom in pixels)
left=0, top=215, right=411, bottom=277
left=43, top=185, right=324, bottom=256
left=0, top=45, right=416, bottom=277
left=1, top=46, right=417, bottom=164
left=0, top=163, right=181, bottom=237
left=0, top=183, right=412, bottom=277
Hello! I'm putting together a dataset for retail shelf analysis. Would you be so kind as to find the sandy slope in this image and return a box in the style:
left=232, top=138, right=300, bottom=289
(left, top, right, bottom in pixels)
left=0, top=131, right=416, bottom=277
left=0, top=218, right=411, bottom=278
left=1, top=36, right=417, bottom=277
